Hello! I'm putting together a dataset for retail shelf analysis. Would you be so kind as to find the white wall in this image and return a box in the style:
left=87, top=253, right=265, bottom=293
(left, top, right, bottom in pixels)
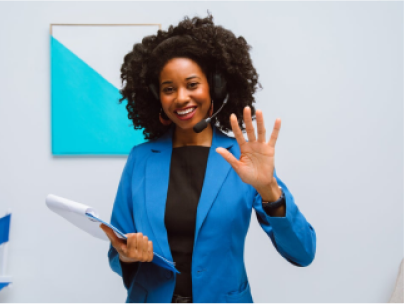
left=0, top=1, right=402, bottom=302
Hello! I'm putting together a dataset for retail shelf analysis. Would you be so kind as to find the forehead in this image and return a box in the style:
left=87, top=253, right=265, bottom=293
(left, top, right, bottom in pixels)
left=159, top=58, right=205, bottom=80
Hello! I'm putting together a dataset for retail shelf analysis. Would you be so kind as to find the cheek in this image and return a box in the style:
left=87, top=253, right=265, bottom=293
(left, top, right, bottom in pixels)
left=159, top=96, right=172, bottom=110
left=193, top=87, right=211, bottom=104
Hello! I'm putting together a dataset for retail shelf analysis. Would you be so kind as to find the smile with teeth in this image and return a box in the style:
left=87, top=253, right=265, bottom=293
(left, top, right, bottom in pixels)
left=176, top=107, right=196, bottom=116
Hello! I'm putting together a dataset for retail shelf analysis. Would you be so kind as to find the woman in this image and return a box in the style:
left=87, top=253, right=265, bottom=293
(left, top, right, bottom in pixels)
left=100, top=15, right=316, bottom=303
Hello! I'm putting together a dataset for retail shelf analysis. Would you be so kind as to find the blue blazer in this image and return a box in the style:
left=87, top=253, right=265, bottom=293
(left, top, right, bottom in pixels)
left=108, top=125, right=316, bottom=303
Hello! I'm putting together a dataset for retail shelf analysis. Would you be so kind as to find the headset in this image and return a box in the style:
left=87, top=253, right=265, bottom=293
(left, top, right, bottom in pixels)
left=149, top=68, right=229, bottom=133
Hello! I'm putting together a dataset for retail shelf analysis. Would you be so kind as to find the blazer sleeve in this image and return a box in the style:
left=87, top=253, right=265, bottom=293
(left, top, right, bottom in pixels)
left=107, top=146, right=140, bottom=290
left=252, top=168, right=317, bottom=267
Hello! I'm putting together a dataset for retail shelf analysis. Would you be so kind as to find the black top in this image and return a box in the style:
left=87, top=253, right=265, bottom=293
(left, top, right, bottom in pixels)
left=119, top=146, right=209, bottom=297
left=119, top=145, right=286, bottom=296
left=164, top=146, right=210, bottom=297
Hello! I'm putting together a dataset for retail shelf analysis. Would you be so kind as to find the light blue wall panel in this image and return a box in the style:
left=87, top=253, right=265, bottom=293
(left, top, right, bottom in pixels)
left=51, top=36, right=146, bottom=155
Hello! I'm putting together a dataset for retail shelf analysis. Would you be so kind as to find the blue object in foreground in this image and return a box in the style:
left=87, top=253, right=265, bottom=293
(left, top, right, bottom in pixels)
left=0, top=214, right=11, bottom=246
left=0, top=282, right=10, bottom=292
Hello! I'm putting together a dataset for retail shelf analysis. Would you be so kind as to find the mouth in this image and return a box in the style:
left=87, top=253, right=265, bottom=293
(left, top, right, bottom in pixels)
left=174, top=106, right=197, bottom=120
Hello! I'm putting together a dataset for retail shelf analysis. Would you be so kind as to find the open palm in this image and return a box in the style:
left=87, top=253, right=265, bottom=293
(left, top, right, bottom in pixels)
left=216, top=106, right=281, bottom=193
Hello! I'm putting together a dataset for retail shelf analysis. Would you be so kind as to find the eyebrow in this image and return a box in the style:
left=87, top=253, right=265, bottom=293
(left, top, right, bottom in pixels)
left=160, top=75, right=201, bottom=85
left=186, top=75, right=200, bottom=80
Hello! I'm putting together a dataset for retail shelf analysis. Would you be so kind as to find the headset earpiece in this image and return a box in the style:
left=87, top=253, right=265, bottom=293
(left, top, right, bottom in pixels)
left=209, top=71, right=227, bottom=103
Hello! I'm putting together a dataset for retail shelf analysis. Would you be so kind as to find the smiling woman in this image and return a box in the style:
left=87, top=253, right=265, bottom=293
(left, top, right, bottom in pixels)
left=103, top=13, right=316, bottom=303
left=118, top=14, right=260, bottom=140
left=159, top=58, right=214, bottom=147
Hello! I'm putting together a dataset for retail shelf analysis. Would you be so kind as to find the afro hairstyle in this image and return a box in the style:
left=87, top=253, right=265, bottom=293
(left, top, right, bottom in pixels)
left=119, top=14, right=261, bottom=140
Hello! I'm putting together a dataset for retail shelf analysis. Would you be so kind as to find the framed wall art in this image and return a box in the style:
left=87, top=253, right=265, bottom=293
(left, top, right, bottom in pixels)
left=50, top=23, right=161, bottom=155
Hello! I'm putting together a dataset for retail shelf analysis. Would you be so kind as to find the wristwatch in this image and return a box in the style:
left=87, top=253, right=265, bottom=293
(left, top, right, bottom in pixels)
left=262, top=186, right=285, bottom=211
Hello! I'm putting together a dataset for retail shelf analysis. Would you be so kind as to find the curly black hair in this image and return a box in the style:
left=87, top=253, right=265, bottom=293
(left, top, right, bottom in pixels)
left=119, top=14, right=261, bottom=140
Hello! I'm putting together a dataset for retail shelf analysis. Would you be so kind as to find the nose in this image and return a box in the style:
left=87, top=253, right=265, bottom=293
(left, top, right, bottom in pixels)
left=176, top=86, right=190, bottom=105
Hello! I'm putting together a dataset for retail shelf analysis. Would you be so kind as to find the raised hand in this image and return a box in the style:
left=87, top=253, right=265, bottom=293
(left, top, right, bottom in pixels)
left=215, top=106, right=282, bottom=202
left=100, top=224, right=153, bottom=263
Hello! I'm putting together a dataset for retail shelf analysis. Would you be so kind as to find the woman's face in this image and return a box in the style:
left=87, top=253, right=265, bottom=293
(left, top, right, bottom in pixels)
left=159, top=57, right=211, bottom=131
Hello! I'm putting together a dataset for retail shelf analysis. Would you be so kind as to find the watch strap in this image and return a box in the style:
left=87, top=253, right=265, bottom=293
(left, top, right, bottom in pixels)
left=262, top=186, right=285, bottom=211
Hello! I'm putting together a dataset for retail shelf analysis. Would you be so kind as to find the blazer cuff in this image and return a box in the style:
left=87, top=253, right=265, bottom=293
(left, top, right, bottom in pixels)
left=119, top=258, right=140, bottom=290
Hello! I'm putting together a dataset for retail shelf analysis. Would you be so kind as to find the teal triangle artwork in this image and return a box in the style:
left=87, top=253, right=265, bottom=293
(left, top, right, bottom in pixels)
left=51, top=36, right=146, bottom=155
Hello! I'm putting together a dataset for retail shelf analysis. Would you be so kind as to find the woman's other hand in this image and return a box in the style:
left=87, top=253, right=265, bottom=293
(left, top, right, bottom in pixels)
left=100, top=224, right=154, bottom=263
left=216, top=107, right=282, bottom=203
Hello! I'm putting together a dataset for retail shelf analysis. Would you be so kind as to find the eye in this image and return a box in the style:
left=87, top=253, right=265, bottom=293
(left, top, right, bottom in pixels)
left=163, top=87, right=174, bottom=94
left=188, top=82, right=199, bottom=89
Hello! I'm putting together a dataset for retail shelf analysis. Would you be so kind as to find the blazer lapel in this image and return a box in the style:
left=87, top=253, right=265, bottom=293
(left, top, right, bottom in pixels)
left=145, top=125, right=234, bottom=262
left=145, top=126, right=174, bottom=262
left=193, top=126, right=234, bottom=247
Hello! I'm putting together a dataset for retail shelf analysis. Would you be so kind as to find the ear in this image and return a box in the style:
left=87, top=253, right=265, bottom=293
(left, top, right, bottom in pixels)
left=209, top=101, right=214, bottom=117
left=159, top=113, right=172, bottom=126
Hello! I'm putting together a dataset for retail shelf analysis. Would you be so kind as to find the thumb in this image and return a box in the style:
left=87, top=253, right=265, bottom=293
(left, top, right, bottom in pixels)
left=100, top=224, right=114, bottom=242
left=216, top=147, right=239, bottom=170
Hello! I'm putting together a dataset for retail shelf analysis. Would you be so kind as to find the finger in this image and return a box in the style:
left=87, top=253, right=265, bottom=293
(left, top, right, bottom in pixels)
left=120, top=241, right=128, bottom=257
left=100, top=223, right=110, bottom=236
left=243, top=106, right=256, bottom=142
left=147, top=241, right=153, bottom=262
left=100, top=225, right=130, bottom=260
left=100, top=224, right=118, bottom=244
left=268, top=118, right=281, bottom=147
left=216, top=147, right=240, bottom=170
left=230, top=113, right=246, bottom=147
left=142, top=236, right=149, bottom=262
left=255, top=110, right=266, bottom=143
left=99, top=224, right=110, bottom=239
left=137, top=233, right=144, bottom=261
left=127, top=233, right=138, bottom=258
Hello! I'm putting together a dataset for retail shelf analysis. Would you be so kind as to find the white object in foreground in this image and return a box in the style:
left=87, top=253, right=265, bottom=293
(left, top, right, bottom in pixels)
left=45, top=194, right=125, bottom=241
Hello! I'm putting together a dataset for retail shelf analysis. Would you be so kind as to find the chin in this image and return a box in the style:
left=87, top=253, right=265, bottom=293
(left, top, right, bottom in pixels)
left=175, top=122, right=197, bottom=131
left=174, top=118, right=201, bottom=130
